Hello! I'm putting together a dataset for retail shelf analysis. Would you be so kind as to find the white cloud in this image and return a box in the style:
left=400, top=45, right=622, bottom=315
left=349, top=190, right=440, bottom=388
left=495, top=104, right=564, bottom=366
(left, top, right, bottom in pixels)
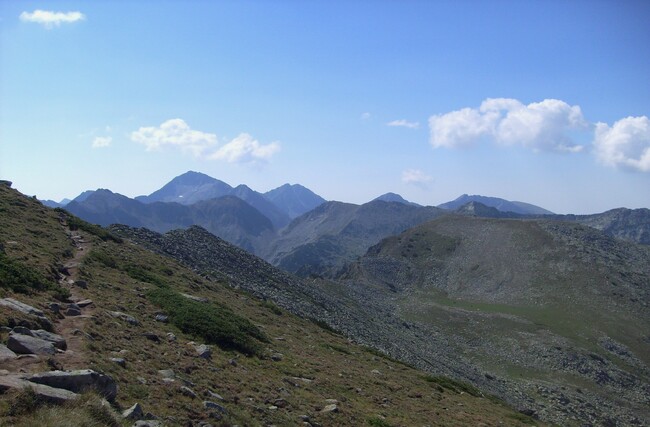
left=361, top=112, right=371, bottom=120
left=594, top=116, right=650, bottom=172
left=131, top=119, right=217, bottom=157
left=92, top=136, right=112, bottom=148
left=429, top=98, right=587, bottom=152
left=210, top=133, right=280, bottom=163
left=387, top=119, right=419, bottom=129
left=20, top=10, right=85, bottom=29
left=402, top=169, right=432, bottom=185
left=131, top=119, right=280, bottom=163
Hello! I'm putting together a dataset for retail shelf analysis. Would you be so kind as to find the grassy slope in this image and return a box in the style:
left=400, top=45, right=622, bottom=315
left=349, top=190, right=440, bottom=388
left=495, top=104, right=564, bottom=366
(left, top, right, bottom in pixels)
left=0, top=185, right=540, bottom=426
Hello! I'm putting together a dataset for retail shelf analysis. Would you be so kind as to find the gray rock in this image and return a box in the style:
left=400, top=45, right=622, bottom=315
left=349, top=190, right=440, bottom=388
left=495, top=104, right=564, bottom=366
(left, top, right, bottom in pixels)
left=31, top=329, right=67, bottom=350
left=0, top=344, right=17, bottom=360
left=7, top=332, right=56, bottom=355
left=132, top=421, right=162, bottom=427
left=180, top=385, right=197, bottom=398
left=110, top=357, right=126, bottom=367
left=28, top=369, right=118, bottom=402
left=203, top=401, right=227, bottom=413
left=142, top=332, right=160, bottom=343
left=166, top=332, right=177, bottom=342
left=205, top=390, right=224, bottom=400
left=11, top=326, right=33, bottom=336
left=74, top=280, right=88, bottom=289
left=123, top=402, right=144, bottom=420
left=0, top=298, right=45, bottom=317
left=196, top=344, right=212, bottom=359
left=154, top=314, right=169, bottom=323
left=321, top=404, right=339, bottom=413
left=48, top=302, right=61, bottom=313
left=271, top=352, right=284, bottom=361
left=65, top=306, right=82, bottom=316
left=0, top=374, right=77, bottom=404
left=76, top=299, right=93, bottom=307
left=158, top=369, right=175, bottom=379
left=0, top=298, right=52, bottom=330
left=109, top=311, right=139, bottom=326
left=181, top=293, right=208, bottom=303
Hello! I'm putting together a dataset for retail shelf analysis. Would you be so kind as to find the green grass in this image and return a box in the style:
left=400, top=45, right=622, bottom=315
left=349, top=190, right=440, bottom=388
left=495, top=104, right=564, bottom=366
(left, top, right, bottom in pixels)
left=367, top=416, right=393, bottom=427
left=0, top=389, right=122, bottom=427
left=147, top=286, right=268, bottom=356
left=0, top=251, right=51, bottom=293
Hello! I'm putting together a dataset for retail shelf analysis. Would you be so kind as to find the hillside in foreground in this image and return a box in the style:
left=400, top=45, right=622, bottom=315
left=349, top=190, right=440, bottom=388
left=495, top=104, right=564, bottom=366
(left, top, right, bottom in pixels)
left=0, top=183, right=539, bottom=426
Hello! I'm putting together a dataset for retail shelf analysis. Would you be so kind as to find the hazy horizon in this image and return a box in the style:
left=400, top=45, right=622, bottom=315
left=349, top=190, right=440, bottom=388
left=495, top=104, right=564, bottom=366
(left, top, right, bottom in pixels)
left=1, top=1, right=649, bottom=214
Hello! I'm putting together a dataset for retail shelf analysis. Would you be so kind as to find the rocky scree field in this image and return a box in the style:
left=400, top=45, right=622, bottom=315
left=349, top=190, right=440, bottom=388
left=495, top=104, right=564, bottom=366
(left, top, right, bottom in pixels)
left=339, top=215, right=650, bottom=426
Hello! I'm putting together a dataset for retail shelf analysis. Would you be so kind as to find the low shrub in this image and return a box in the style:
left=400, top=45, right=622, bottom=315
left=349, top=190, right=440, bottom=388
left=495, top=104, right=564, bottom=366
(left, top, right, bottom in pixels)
left=422, top=375, right=484, bottom=397
left=148, top=286, right=267, bottom=355
left=0, top=252, right=50, bottom=294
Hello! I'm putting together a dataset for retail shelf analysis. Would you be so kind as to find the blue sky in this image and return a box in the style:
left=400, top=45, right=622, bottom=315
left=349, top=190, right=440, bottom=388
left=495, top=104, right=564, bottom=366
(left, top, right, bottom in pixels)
left=1, top=1, right=649, bottom=214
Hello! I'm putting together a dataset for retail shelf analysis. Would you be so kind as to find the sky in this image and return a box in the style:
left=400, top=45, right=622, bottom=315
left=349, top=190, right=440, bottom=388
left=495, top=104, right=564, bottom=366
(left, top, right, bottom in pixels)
left=1, top=0, right=649, bottom=214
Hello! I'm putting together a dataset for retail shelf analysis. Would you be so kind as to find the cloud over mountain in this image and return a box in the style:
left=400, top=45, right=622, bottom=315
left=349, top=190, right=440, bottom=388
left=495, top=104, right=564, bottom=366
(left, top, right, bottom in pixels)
left=429, top=98, right=587, bottom=152
left=402, top=169, right=432, bottom=185
left=594, top=116, right=650, bottom=172
left=131, top=119, right=217, bottom=156
left=20, top=10, right=85, bottom=28
left=209, top=133, right=280, bottom=163
left=131, top=119, right=279, bottom=163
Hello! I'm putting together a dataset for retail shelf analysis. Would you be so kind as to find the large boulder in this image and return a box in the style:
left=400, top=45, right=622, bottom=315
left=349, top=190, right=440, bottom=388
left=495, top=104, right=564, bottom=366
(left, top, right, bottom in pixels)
left=7, top=332, right=56, bottom=355
left=30, top=329, right=67, bottom=350
left=0, top=374, right=77, bottom=404
left=28, top=369, right=117, bottom=402
left=0, top=298, right=53, bottom=330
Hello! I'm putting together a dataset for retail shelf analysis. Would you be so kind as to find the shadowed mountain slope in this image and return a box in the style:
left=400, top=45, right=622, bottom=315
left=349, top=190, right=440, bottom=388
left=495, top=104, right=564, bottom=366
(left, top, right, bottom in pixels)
left=263, top=200, right=446, bottom=277
left=65, top=190, right=273, bottom=253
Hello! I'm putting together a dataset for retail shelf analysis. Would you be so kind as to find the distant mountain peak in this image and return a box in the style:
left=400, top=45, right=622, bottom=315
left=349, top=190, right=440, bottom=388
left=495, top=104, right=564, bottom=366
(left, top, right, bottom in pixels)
left=264, top=183, right=326, bottom=220
left=372, top=193, right=421, bottom=207
left=439, top=194, right=553, bottom=215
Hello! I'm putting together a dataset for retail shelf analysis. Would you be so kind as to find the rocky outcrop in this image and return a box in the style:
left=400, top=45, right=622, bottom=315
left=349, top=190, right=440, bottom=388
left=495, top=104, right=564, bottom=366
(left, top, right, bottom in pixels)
left=0, top=298, right=53, bottom=331
left=28, top=369, right=117, bottom=402
left=0, top=374, right=77, bottom=404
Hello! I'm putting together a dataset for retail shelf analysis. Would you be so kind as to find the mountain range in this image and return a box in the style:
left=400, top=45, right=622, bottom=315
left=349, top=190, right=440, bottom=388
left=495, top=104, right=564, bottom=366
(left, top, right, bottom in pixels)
left=3, top=176, right=650, bottom=425
left=60, top=172, right=650, bottom=278
left=1, top=182, right=541, bottom=426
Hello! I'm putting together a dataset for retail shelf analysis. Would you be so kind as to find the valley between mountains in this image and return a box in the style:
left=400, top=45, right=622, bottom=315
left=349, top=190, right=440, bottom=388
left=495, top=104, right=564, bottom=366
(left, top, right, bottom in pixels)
left=2, top=171, right=650, bottom=426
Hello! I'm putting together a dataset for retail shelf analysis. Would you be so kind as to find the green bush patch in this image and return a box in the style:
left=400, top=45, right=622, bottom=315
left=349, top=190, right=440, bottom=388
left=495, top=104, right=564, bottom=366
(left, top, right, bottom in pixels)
left=0, top=252, right=50, bottom=294
left=148, top=286, right=267, bottom=355
left=422, top=375, right=484, bottom=397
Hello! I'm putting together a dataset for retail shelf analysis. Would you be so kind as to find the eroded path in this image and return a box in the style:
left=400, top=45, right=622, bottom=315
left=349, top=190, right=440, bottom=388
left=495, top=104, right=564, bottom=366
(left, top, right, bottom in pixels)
left=53, top=225, right=96, bottom=370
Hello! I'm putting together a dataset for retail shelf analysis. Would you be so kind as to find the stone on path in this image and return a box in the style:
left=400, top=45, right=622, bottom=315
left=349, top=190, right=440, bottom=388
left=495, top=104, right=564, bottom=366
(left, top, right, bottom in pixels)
left=7, top=332, right=56, bottom=355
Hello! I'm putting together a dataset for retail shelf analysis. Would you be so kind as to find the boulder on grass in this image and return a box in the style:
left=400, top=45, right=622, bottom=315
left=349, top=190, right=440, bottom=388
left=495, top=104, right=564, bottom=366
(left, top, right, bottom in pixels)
left=28, top=369, right=117, bottom=402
